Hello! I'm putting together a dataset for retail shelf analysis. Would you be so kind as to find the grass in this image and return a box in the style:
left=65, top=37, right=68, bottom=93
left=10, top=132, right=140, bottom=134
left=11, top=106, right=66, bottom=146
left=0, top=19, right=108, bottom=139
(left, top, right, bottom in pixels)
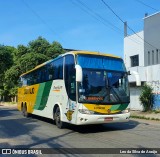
left=130, top=115, right=160, bottom=121
left=152, top=110, right=160, bottom=114
left=141, top=110, right=160, bottom=114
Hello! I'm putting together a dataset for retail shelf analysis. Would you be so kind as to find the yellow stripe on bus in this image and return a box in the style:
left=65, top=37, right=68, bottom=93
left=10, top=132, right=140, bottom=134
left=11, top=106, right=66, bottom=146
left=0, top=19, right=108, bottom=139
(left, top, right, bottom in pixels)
left=18, top=84, right=40, bottom=113
left=83, top=104, right=112, bottom=114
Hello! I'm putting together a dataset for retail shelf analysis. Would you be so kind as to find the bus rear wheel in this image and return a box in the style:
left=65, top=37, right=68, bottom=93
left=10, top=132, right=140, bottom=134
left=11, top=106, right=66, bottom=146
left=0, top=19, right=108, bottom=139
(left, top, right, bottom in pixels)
left=55, top=107, right=65, bottom=129
left=22, top=105, right=29, bottom=117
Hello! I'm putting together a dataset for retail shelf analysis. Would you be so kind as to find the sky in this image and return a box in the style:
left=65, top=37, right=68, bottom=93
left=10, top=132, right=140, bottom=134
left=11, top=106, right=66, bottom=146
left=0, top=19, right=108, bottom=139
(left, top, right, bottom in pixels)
left=0, top=0, right=160, bottom=58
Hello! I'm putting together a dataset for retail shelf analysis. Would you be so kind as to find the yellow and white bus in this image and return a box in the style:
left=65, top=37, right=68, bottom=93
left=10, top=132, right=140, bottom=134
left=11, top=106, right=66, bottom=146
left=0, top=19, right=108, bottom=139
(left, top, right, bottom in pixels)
left=18, top=51, right=130, bottom=128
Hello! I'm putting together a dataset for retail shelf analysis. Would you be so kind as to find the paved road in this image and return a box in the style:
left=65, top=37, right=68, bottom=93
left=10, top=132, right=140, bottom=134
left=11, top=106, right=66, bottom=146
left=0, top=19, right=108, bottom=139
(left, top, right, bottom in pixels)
left=0, top=106, right=160, bottom=157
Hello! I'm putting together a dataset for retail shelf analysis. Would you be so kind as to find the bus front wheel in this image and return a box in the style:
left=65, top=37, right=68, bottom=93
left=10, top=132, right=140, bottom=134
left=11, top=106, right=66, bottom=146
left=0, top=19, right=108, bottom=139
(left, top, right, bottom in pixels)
left=55, top=107, right=65, bottom=129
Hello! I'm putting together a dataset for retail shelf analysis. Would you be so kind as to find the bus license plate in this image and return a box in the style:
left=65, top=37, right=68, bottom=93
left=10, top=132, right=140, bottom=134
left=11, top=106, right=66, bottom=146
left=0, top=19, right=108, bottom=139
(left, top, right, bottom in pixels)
left=104, top=117, right=113, bottom=121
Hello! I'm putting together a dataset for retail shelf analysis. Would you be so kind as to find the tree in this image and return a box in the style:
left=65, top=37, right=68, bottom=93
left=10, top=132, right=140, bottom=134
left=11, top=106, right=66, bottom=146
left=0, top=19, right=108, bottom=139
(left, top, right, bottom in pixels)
left=0, top=37, right=64, bottom=102
left=0, top=45, right=13, bottom=74
left=4, top=65, right=20, bottom=88
left=0, top=45, right=13, bottom=97
left=46, top=41, right=64, bottom=59
left=14, top=45, right=29, bottom=61
left=16, top=52, right=49, bottom=73
left=139, top=84, right=153, bottom=111
left=28, top=36, right=50, bottom=55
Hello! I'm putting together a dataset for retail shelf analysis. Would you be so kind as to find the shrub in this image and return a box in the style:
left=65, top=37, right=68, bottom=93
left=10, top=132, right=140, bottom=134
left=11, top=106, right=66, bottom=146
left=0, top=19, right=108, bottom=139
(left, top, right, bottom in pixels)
left=139, top=84, right=153, bottom=111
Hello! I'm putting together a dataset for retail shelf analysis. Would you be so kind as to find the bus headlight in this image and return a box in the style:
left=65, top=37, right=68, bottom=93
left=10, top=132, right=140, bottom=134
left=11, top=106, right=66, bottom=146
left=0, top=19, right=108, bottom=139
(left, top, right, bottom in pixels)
left=122, top=108, right=130, bottom=113
left=78, top=109, right=95, bottom=114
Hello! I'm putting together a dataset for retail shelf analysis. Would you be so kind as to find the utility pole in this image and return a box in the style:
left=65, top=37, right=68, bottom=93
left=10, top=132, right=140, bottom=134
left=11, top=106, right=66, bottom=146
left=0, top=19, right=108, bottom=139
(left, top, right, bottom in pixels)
left=124, top=21, right=127, bottom=37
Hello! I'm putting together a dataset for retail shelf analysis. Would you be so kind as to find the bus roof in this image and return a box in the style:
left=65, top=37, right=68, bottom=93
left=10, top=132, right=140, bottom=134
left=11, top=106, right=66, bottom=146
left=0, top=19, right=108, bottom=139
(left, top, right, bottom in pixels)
left=20, top=51, right=121, bottom=77
left=70, top=51, right=121, bottom=59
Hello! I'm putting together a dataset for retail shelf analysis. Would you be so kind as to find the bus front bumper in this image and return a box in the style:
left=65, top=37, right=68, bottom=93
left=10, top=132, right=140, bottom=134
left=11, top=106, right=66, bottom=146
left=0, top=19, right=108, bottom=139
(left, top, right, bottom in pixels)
left=76, top=112, right=130, bottom=125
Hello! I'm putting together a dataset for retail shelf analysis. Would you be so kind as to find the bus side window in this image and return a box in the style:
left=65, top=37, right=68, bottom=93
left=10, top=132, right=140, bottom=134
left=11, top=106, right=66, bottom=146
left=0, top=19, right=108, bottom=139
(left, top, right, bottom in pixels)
left=48, top=62, right=54, bottom=80
left=54, top=58, right=63, bottom=79
left=27, top=75, right=31, bottom=86
left=40, top=68, right=46, bottom=82
left=19, top=77, right=25, bottom=87
left=65, top=55, right=76, bottom=101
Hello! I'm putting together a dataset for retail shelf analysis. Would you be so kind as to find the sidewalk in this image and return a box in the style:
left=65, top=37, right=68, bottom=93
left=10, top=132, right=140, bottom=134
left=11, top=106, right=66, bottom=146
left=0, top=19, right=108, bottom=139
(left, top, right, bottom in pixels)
left=131, top=110, right=160, bottom=121
left=0, top=102, right=17, bottom=108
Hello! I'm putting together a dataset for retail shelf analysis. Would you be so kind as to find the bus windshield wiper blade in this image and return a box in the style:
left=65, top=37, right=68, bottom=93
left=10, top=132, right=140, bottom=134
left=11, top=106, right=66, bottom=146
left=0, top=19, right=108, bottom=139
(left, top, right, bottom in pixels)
left=111, top=87, right=122, bottom=103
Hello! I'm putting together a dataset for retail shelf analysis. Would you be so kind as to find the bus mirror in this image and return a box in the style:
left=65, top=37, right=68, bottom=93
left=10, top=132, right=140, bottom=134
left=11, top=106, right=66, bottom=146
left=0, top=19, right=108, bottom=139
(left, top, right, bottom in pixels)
left=127, top=71, right=131, bottom=75
left=75, top=65, right=82, bottom=82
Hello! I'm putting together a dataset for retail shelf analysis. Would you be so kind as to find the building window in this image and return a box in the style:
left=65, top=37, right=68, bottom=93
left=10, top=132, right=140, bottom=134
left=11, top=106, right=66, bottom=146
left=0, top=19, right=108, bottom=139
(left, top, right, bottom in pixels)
left=148, top=51, right=150, bottom=65
left=130, top=55, right=139, bottom=67
left=156, top=49, right=159, bottom=64
left=152, top=50, right=154, bottom=65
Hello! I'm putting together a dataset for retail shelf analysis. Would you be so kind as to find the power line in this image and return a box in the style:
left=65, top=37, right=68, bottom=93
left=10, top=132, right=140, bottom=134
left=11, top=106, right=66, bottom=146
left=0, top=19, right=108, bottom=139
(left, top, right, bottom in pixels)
left=22, top=0, right=143, bottom=51
left=71, top=0, right=123, bottom=34
left=135, top=0, right=158, bottom=12
left=101, top=0, right=159, bottom=50
left=71, top=0, right=144, bottom=49
left=22, top=0, right=64, bottom=42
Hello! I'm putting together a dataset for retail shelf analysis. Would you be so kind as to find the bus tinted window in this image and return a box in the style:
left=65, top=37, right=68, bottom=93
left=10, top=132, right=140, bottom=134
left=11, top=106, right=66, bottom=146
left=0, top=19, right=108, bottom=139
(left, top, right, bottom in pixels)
left=21, top=57, right=63, bottom=86
left=54, top=58, right=63, bottom=79
left=65, top=55, right=76, bottom=101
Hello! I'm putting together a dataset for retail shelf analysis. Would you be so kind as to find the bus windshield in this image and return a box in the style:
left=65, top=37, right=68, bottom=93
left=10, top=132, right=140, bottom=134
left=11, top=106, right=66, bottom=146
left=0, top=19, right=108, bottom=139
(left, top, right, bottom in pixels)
left=77, top=54, right=129, bottom=104
left=78, top=69, right=129, bottom=104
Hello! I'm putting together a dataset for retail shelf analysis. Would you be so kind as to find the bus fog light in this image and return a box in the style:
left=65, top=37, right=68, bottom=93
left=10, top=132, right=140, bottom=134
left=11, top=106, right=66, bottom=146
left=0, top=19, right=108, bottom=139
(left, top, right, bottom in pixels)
left=78, top=109, right=95, bottom=114
left=80, top=118, right=83, bottom=121
left=122, top=108, right=130, bottom=113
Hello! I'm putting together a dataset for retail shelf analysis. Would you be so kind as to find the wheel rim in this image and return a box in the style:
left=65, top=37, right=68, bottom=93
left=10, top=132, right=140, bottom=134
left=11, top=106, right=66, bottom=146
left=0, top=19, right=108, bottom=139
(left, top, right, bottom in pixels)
left=56, top=109, right=61, bottom=125
left=22, top=106, right=25, bottom=115
left=22, top=106, right=28, bottom=117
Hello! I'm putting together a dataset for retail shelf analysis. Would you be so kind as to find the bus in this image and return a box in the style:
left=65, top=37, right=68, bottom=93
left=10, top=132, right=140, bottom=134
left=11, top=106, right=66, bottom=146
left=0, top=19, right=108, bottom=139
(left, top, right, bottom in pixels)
left=17, top=51, right=130, bottom=128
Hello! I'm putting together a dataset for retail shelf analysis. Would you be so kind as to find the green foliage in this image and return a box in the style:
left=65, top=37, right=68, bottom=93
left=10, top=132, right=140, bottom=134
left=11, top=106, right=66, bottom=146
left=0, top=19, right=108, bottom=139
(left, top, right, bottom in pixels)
left=9, top=87, right=18, bottom=97
left=0, top=45, right=13, bottom=73
left=4, top=65, right=20, bottom=93
left=0, top=37, right=64, bottom=101
left=139, top=84, right=153, bottom=111
left=28, top=36, right=50, bottom=55
left=17, top=52, right=49, bottom=73
left=14, top=45, right=29, bottom=60
left=0, top=45, right=13, bottom=93
left=46, top=41, right=64, bottom=59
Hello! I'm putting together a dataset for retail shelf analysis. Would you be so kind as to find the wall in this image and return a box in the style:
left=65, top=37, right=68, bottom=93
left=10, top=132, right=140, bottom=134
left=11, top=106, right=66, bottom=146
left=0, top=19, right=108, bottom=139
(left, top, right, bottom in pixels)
left=144, top=12, right=160, bottom=66
left=124, top=12, right=160, bottom=110
left=124, top=31, right=144, bottom=68
left=130, top=87, right=143, bottom=111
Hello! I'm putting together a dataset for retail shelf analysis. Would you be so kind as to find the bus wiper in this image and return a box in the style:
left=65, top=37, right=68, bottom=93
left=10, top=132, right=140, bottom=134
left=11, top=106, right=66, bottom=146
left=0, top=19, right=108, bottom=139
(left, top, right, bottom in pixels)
left=111, top=87, right=122, bottom=103
left=105, top=77, right=111, bottom=101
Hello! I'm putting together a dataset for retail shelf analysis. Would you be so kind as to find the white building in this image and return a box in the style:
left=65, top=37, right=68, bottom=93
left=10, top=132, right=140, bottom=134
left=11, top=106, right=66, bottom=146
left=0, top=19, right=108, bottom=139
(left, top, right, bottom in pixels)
left=124, top=12, right=160, bottom=110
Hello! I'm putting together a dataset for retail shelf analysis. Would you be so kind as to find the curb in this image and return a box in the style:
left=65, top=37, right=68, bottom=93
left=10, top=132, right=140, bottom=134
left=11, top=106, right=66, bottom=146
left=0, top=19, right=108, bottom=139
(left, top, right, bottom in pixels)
left=0, top=103, right=17, bottom=108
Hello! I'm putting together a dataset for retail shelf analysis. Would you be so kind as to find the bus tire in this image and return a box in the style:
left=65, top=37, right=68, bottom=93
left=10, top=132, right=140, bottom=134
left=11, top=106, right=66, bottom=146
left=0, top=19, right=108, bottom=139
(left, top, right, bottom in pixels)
left=55, top=107, right=65, bottom=129
left=22, top=104, right=29, bottom=117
